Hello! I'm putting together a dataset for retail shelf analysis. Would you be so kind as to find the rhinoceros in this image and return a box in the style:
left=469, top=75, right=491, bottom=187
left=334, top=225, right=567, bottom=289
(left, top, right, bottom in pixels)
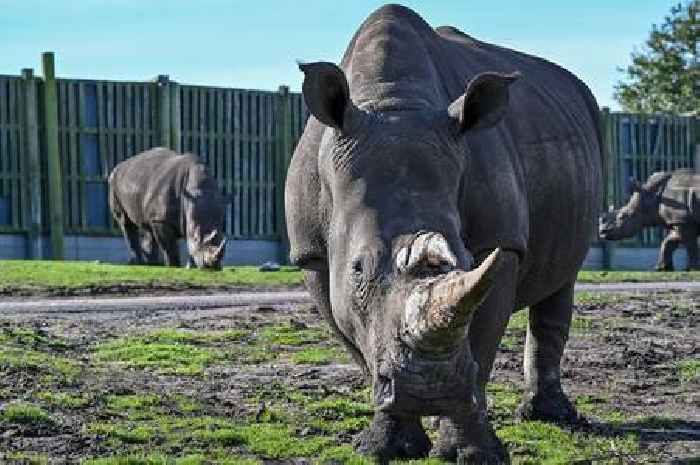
left=599, top=169, right=699, bottom=271
left=285, top=4, right=602, bottom=462
left=109, top=147, right=228, bottom=270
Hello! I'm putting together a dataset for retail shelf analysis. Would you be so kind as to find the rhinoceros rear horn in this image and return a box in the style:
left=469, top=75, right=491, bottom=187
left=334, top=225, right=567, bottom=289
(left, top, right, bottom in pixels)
left=298, top=61, right=354, bottom=131
left=449, top=71, right=520, bottom=133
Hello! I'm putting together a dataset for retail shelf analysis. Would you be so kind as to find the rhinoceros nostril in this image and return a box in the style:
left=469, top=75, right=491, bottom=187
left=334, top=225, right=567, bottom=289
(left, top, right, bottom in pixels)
left=396, top=232, right=458, bottom=275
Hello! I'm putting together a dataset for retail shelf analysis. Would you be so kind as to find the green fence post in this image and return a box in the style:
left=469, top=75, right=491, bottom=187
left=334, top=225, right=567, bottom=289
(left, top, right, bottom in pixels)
left=22, top=68, right=43, bottom=259
left=276, top=85, right=292, bottom=265
left=156, top=75, right=172, bottom=148
left=169, top=80, right=181, bottom=153
left=600, top=106, right=615, bottom=270
left=41, top=52, right=64, bottom=260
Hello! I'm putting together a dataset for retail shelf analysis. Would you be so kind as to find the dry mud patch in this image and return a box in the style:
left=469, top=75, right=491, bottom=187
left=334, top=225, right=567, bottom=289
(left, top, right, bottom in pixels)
left=0, top=291, right=697, bottom=464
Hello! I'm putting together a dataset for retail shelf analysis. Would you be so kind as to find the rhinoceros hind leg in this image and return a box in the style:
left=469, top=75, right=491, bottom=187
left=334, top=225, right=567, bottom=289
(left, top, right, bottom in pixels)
left=516, top=280, right=579, bottom=425
left=354, top=412, right=431, bottom=461
left=430, top=414, right=509, bottom=464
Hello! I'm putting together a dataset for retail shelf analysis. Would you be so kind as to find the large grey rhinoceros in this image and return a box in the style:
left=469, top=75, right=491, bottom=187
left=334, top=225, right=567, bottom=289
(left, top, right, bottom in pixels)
left=109, top=147, right=228, bottom=270
left=599, top=169, right=699, bottom=271
left=285, top=4, right=602, bottom=463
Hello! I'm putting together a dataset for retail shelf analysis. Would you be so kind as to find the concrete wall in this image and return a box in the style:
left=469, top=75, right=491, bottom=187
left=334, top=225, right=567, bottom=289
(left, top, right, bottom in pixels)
left=0, top=234, right=280, bottom=266
left=583, top=245, right=688, bottom=271
left=0, top=234, right=692, bottom=270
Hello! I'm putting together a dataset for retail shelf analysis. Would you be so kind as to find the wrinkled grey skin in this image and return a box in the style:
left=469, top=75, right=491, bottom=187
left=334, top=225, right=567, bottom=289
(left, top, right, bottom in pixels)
left=599, top=169, right=700, bottom=271
left=109, top=147, right=228, bottom=270
left=285, top=5, right=602, bottom=463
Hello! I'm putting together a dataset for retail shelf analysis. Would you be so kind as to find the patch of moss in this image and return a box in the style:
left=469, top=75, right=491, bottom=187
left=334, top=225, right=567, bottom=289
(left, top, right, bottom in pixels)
left=487, top=383, right=521, bottom=422
left=82, top=455, right=169, bottom=465
left=93, top=339, right=223, bottom=376
left=258, top=323, right=326, bottom=346
left=104, top=394, right=162, bottom=411
left=0, top=346, right=81, bottom=380
left=0, top=326, right=69, bottom=349
left=676, top=359, right=699, bottom=383
left=3, top=453, right=49, bottom=465
left=36, top=391, right=90, bottom=408
left=142, top=328, right=249, bottom=345
left=87, top=422, right=156, bottom=444
left=497, top=421, right=638, bottom=464
left=236, top=423, right=335, bottom=458
left=1, top=402, right=53, bottom=425
left=289, top=346, right=347, bottom=365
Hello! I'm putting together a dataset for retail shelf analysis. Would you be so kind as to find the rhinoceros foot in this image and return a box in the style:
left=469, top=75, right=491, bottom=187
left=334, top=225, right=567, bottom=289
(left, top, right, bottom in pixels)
left=431, top=419, right=509, bottom=464
left=353, top=412, right=431, bottom=461
left=515, top=388, right=580, bottom=425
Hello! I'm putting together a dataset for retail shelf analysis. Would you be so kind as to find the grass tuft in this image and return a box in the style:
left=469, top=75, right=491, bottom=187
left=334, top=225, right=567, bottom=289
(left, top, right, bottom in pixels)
left=1, top=402, right=53, bottom=425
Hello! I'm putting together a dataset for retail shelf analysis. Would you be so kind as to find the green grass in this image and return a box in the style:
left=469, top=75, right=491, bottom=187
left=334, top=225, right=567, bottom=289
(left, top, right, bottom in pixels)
left=36, top=391, right=90, bottom=408
left=676, top=359, right=700, bottom=383
left=0, top=346, right=81, bottom=380
left=1, top=402, right=53, bottom=425
left=577, top=270, right=700, bottom=283
left=93, top=339, right=223, bottom=376
left=257, top=323, right=326, bottom=346
left=289, top=346, right=347, bottom=365
left=0, top=260, right=303, bottom=290
left=499, top=421, right=639, bottom=465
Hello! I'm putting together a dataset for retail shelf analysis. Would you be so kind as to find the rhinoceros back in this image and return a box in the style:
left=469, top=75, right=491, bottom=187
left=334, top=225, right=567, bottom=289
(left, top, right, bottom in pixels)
left=662, top=169, right=700, bottom=224
left=109, top=148, right=194, bottom=233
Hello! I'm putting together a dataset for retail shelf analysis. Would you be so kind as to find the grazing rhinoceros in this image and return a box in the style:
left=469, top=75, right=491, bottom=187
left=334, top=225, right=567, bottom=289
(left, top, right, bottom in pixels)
left=109, top=147, right=228, bottom=270
left=285, top=4, right=602, bottom=462
left=599, top=169, right=699, bottom=271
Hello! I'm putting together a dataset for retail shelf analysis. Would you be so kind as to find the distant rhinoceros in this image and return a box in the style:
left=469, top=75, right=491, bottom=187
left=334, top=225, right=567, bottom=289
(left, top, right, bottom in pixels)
left=599, top=169, right=699, bottom=271
left=109, top=147, right=228, bottom=270
left=285, top=5, right=602, bottom=462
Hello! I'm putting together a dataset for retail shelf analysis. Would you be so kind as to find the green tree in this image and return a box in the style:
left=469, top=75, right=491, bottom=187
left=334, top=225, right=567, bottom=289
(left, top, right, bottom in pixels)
left=615, top=1, right=699, bottom=114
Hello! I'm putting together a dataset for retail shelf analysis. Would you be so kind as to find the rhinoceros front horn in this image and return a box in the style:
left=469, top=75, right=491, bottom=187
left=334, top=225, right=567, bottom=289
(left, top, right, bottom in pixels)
left=402, top=248, right=504, bottom=355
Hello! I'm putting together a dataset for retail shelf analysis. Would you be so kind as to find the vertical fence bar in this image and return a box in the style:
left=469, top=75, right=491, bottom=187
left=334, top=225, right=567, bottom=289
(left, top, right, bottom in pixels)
left=22, top=69, right=42, bottom=258
left=276, top=85, right=292, bottom=264
left=41, top=52, right=64, bottom=259
left=170, top=80, right=182, bottom=153
left=599, top=107, right=615, bottom=269
left=157, top=75, right=171, bottom=148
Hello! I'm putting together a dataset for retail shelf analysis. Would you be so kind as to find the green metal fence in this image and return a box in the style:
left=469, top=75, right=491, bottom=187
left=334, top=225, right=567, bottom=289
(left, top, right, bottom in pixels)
left=0, top=53, right=308, bottom=259
left=0, top=53, right=697, bottom=259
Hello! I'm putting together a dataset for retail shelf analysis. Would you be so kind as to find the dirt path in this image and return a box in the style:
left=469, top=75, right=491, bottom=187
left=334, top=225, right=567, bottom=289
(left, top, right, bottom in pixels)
left=2, top=282, right=699, bottom=317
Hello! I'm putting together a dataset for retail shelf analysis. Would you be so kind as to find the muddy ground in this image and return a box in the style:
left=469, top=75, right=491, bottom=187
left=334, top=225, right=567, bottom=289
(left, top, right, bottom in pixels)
left=0, top=290, right=697, bottom=464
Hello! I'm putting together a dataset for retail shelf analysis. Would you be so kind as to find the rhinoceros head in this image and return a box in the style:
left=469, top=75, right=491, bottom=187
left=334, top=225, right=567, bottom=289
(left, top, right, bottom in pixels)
left=292, top=62, right=517, bottom=412
left=599, top=175, right=668, bottom=240
left=184, top=164, right=228, bottom=270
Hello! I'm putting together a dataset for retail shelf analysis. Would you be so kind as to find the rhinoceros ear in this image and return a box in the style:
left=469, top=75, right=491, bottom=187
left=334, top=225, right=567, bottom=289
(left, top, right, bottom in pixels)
left=299, top=61, right=355, bottom=131
left=449, top=71, right=520, bottom=133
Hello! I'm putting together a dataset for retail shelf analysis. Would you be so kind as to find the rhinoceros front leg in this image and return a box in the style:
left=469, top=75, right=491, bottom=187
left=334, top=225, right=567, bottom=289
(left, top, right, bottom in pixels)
left=354, top=412, right=431, bottom=460
left=118, top=219, right=146, bottom=265
left=431, top=250, right=518, bottom=463
left=151, top=222, right=181, bottom=267
left=516, top=280, right=578, bottom=424
left=656, top=228, right=681, bottom=271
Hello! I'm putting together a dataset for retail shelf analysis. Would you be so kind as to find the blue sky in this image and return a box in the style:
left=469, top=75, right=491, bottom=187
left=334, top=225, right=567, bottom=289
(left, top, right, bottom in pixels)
left=0, top=0, right=677, bottom=109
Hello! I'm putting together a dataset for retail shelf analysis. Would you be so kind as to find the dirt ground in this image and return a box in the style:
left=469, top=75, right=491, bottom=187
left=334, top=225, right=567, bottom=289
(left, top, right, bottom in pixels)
left=0, top=290, right=697, bottom=464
